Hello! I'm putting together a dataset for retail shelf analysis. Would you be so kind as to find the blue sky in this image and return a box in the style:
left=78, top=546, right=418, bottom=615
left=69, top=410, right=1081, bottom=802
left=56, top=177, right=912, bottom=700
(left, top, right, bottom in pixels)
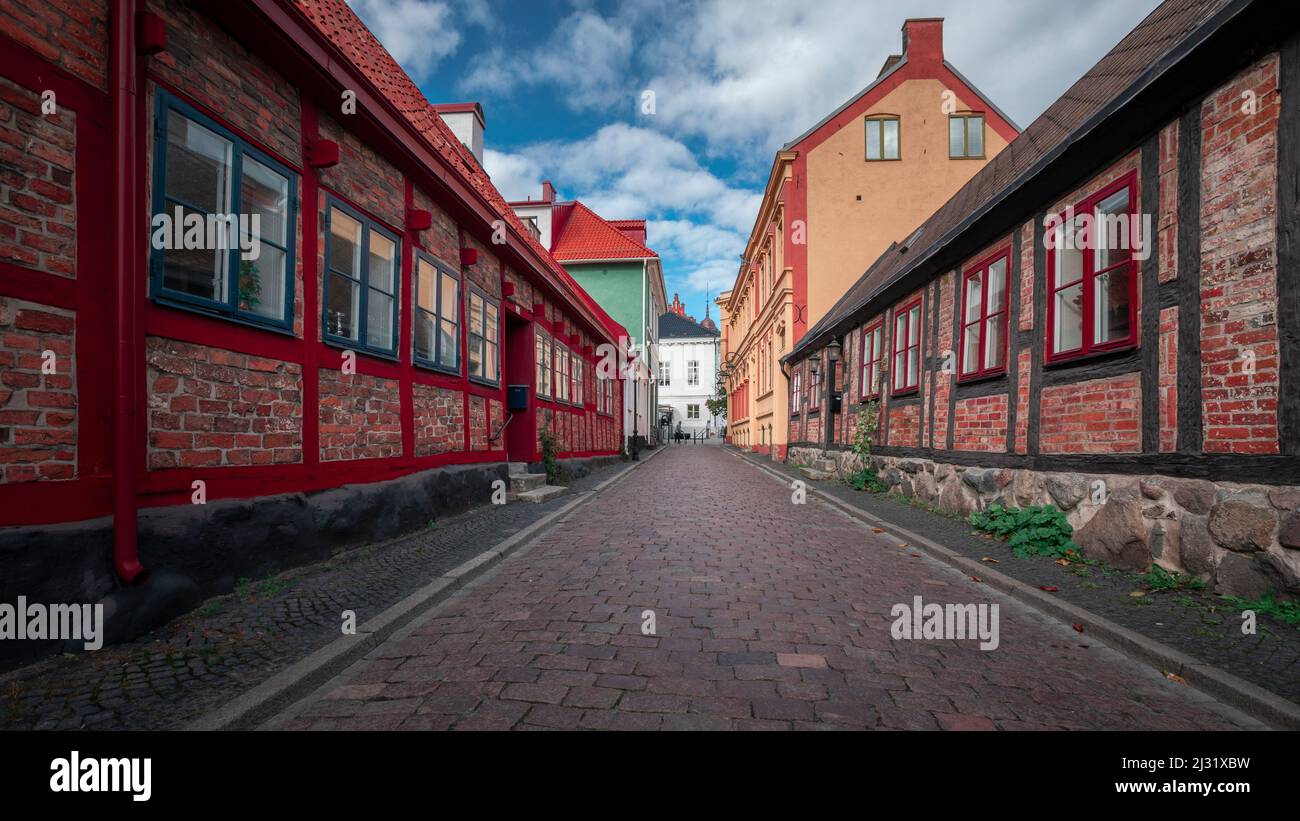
left=348, top=0, right=1161, bottom=323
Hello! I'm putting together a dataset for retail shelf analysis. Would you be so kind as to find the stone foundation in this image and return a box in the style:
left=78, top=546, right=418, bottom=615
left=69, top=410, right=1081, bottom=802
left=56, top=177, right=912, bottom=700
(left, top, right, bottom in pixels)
left=787, top=446, right=1300, bottom=600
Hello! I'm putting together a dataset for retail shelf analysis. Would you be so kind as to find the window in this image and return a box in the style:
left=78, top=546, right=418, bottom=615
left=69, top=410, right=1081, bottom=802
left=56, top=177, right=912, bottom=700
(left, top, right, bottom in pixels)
left=860, top=322, right=883, bottom=399
left=324, top=201, right=399, bottom=355
left=809, top=360, right=821, bottom=410
left=791, top=371, right=802, bottom=413
left=658, top=359, right=670, bottom=386
left=959, top=250, right=1010, bottom=379
left=865, top=115, right=900, bottom=161
left=467, top=287, right=499, bottom=384
left=949, top=113, right=985, bottom=159
left=687, top=404, right=700, bottom=419
left=150, top=92, right=296, bottom=329
left=892, top=299, right=922, bottom=394
left=413, top=255, right=459, bottom=372
left=572, top=355, right=584, bottom=406
left=1048, top=175, right=1139, bottom=362
left=554, top=342, right=570, bottom=403
left=535, top=330, right=552, bottom=398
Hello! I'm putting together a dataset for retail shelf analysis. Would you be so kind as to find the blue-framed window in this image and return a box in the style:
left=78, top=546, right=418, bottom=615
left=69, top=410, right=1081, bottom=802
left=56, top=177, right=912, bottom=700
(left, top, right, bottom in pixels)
left=323, top=198, right=400, bottom=357
left=467, top=286, right=499, bottom=385
left=150, top=91, right=297, bottom=330
left=414, top=253, right=460, bottom=373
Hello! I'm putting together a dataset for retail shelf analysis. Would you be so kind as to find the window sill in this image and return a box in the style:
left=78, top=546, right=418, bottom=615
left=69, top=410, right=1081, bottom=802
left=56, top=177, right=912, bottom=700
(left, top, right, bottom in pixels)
left=322, top=336, right=399, bottom=364
left=1045, top=343, right=1138, bottom=370
left=415, top=358, right=460, bottom=378
left=152, top=295, right=296, bottom=337
left=956, top=370, right=1007, bottom=385
left=891, top=387, right=920, bottom=398
left=468, top=375, right=501, bottom=389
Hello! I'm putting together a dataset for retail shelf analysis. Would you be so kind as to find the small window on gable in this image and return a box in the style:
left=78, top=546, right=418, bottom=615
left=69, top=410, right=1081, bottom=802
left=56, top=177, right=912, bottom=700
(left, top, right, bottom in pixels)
left=949, top=113, right=985, bottom=159
left=865, top=115, right=900, bottom=161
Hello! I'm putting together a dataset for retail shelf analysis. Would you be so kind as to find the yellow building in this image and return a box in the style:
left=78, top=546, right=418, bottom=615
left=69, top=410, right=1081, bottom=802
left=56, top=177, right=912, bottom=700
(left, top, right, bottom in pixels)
left=721, top=18, right=1018, bottom=458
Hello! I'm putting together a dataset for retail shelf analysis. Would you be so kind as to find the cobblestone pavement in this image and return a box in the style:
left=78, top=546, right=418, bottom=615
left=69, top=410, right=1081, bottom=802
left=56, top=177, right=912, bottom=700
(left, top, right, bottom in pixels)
left=753, top=451, right=1300, bottom=707
left=0, top=462, right=626, bottom=731
left=278, top=446, right=1258, bottom=730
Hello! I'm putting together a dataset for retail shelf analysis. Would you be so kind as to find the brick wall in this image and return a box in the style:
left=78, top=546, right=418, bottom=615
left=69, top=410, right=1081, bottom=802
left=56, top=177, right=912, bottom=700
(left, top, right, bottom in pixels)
left=413, top=382, right=462, bottom=456
left=0, top=297, right=75, bottom=481
left=1157, top=119, right=1179, bottom=284
left=411, top=185, right=460, bottom=265
left=1040, top=373, right=1141, bottom=454
left=0, top=0, right=108, bottom=92
left=1017, top=221, right=1034, bottom=331
left=146, top=338, right=302, bottom=469
left=951, top=394, right=1008, bottom=451
left=1158, top=306, right=1179, bottom=453
left=318, top=113, right=403, bottom=229
left=886, top=404, right=919, bottom=448
left=318, top=369, right=401, bottom=461
left=932, top=272, right=954, bottom=445
left=1199, top=53, right=1280, bottom=455
left=467, top=394, right=503, bottom=452
left=0, top=77, right=76, bottom=278
left=1014, top=349, right=1030, bottom=454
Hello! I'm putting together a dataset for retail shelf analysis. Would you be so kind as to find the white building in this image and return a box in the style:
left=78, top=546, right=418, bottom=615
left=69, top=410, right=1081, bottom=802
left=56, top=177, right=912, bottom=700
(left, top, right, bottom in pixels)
left=657, top=296, right=721, bottom=437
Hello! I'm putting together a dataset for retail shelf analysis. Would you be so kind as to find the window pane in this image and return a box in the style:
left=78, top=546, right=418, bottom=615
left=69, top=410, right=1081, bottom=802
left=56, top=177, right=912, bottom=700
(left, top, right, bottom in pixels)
left=987, top=258, right=1007, bottom=311
left=894, top=351, right=906, bottom=388
left=949, top=117, right=964, bottom=157
left=906, top=345, right=918, bottom=387
left=908, top=306, right=920, bottom=344
left=962, top=322, right=981, bottom=374
left=485, top=302, right=498, bottom=341
left=440, top=273, right=458, bottom=324
left=968, top=116, right=984, bottom=157
left=415, top=310, right=433, bottom=361
left=366, top=289, right=393, bottom=349
left=439, top=319, right=457, bottom=367
left=1054, top=282, right=1083, bottom=353
left=468, top=336, right=482, bottom=377
left=326, top=272, right=358, bottom=339
left=329, top=210, right=361, bottom=277
left=238, top=246, right=284, bottom=319
left=1095, top=188, right=1131, bottom=270
left=469, top=292, right=483, bottom=336
left=984, top=313, right=1005, bottom=370
left=964, top=272, right=983, bottom=323
left=1094, top=266, right=1131, bottom=344
left=1054, top=218, right=1084, bottom=287
left=162, top=205, right=225, bottom=300
left=883, top=119, right=899, bottom=159
left=894, top=313, right=906, bottom=352
left=417, top=259, right=436, bottom=312
left=368, top=232, right=395, bottom=294
left=486, top=342, right=498, bottom=382
left=166, top=113, right=232, bottom=213
left=241, top=155, right=289, bottom=246
left=865, top=120, right=880, bottom=159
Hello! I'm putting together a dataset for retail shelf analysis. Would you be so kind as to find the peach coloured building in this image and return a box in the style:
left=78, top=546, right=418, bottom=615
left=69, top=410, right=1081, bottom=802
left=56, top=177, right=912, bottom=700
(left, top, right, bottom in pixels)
left=720, top=18, right=1018, bottom=458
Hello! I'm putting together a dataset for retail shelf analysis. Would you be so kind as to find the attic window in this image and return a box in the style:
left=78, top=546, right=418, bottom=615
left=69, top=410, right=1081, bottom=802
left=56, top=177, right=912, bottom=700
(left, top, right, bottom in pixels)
left=865, top=115, right=900, bottom=161
left=900, top=228, right=923, bottom=252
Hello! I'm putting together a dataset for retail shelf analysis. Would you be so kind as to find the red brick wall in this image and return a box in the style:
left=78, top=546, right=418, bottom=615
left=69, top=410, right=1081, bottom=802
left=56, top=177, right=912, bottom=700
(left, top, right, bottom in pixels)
left=0, top=0, right=108, bottom=92
left=0, top=77, right=76, bottom=278
left=0, top=297, right=75, bottom=481
left=318, top=369, right=401, bottom=461
left=467, top=394, right=502, bottom=451
left=1017, top=221, right=1034, bottom=331
left=952, top=394, right=1008, bottom=452
left=886, top=404, right=919, bottom=448
left=146, top=338, right=302, bottom=469
left=1199, top=53, right=1280, bottom=455
left=932, top=271, right=955, bottom=445
left=1157, top=120, right=1179, bottom=284
left=1159, top=306, right=1179, bottom=452
left=318, top=113, right=403, bottom=229
left=1040, top=373, right=1141, bottom=454
left=1014, top=349, right=1030, bottom=454
left=411, top=185, right=460, bottom=265
left=413, top=382, right=462, bottom=456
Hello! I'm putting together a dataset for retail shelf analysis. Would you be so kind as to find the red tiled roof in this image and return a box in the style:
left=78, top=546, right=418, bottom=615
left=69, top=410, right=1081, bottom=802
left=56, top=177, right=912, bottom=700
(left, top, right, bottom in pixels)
left=291, top=0, right=627, bottom=344
left=550, top=201, right=658, bottom=262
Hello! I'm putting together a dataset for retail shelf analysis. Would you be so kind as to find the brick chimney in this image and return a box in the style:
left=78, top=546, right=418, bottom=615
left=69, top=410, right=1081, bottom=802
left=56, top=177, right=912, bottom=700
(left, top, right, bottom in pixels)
left=541, top=180, right=555, bottom=203
left=669, top=293, right=686, bottom=318
left=901, top=18, right=943, bottom=69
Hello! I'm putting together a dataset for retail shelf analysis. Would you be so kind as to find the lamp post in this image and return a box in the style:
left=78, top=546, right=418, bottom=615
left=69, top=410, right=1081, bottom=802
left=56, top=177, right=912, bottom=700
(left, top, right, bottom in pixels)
left=824, top=338, right=841, bottom=447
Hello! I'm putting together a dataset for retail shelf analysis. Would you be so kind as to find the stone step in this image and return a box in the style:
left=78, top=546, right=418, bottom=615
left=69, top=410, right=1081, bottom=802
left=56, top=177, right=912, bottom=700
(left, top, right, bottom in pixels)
left=813, top=458, right=837, bottom=473
left=799, top=467, right=834, bottom=482
left=512, top=485, right=569, bottom=504
left=507, top=462, right=529, bottom=476
left=509, top=473, right=547, bottom=493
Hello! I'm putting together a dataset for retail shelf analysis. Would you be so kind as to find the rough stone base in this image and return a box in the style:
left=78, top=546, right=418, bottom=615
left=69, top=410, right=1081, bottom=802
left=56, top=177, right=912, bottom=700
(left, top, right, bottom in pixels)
left=787, top=447, right=1300, bottom=601
left=0, top=461, right=509, bottom=671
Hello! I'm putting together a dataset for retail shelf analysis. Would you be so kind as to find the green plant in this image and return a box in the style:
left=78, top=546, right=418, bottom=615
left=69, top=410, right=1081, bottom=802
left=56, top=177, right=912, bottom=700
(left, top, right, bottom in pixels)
left=851, top=402, right=880, bottom=459
left=1140, top=565, right=1206, bottom=592
left=540, top=430, right=561, bottom=484
left=238, top=260, right=262, bottom=310
left=847, top=467, right=888, bottom=493
left=968, top=504, right=1078, bottom=559
left=1221, top=590, right=1300, bottom=626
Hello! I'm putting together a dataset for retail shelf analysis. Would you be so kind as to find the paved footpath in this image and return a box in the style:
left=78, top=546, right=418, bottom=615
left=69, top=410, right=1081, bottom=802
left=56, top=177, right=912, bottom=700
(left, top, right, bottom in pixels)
left=273, top=446, right=1260, bottom=730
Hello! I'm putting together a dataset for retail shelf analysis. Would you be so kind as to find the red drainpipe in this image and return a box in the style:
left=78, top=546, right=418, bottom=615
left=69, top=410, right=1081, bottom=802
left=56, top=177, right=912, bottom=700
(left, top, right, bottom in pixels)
left=111, top=0, right=147, bottom=585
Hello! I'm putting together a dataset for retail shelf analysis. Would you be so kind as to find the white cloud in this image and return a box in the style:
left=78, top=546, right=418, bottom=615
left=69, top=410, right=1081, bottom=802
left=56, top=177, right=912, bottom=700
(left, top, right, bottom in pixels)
left=347, top=0, right=462, bottom=81
left=483, top=148, right=544, bottom=201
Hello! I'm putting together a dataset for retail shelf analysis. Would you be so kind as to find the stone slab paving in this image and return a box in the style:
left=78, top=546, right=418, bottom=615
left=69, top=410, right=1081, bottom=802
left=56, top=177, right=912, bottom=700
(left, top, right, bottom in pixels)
left=753, top=451, right=1300, bottom=707
left=278, top=446, right=1260, bottom=730
left=0, top=461, right=625, bottom=731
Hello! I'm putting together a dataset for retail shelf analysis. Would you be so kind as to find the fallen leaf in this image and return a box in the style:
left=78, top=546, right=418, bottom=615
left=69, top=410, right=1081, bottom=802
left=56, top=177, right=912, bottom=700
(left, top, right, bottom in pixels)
left=980, top=557, right=1000, bottom=564
left=1163, top=672, right=1186, bottom=684
left=897, top=542, right=910, bottom=548
left=970, top=575, right=983, bottom=583
left=1055, top=558, right=1071, bottom=567
left=1039, top=586, right=1059, bottom=593
left=1129, top=590, right=1146, bottom=598
left=1072, top=623, right=1085, bottom=633
left=872, top=528, right=885, bottom=534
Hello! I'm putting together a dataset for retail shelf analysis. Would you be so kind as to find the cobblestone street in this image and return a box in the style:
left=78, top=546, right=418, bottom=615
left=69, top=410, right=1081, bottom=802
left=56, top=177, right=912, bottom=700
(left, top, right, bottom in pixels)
left=276, top=446, right=1259, bottom=731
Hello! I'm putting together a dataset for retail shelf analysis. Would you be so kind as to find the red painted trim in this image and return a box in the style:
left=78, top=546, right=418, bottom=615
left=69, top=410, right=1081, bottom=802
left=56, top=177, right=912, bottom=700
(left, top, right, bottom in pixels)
left=300, top=95, right=322, bottom=470
left=859, top=320, right=883, bottom=400
left=891, top=296, right=923, bottom=396
left=0, top=262, right=77, bottom=308
left=0, top=31, right=112, bottom=126
left=143, top=304, right=305, bottom=362
left=399, top=177, right=416, bottom=464
left=957, top=246, right=1011, bottom=381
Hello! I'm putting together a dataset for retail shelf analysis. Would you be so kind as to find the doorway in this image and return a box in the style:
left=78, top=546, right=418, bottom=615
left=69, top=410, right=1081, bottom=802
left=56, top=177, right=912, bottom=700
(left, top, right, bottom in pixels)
left=504, top=313, right=535, bottom=463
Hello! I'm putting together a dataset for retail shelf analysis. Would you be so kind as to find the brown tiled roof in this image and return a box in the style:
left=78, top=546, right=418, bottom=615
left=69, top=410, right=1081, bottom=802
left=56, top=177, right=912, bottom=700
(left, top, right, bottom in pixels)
left=789, top=0, right=1239, bottom=361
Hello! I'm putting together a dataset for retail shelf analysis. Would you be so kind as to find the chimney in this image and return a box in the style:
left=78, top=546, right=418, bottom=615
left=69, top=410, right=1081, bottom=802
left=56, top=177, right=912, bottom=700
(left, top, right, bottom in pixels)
left=541, top=180, right=555, bottom=203
left=433, top=103, right=485, bottom=164
left=669, top=293, right=686, bottom=318
left=901, top=18, right=943, bottom=69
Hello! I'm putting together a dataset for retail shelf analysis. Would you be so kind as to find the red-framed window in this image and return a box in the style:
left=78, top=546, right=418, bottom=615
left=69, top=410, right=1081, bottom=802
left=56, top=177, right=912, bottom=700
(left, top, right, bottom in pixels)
left=859, top=321, right=883, bottom=399
left=808, top=360, right=821, bottom=410
left=1046, top=171, right=1140, bottom=363
left=791, top=370, right=802, bottom=413
left=959, top=249, right=1010, bottom=380
left=891, top=299, right=922, bottom=394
